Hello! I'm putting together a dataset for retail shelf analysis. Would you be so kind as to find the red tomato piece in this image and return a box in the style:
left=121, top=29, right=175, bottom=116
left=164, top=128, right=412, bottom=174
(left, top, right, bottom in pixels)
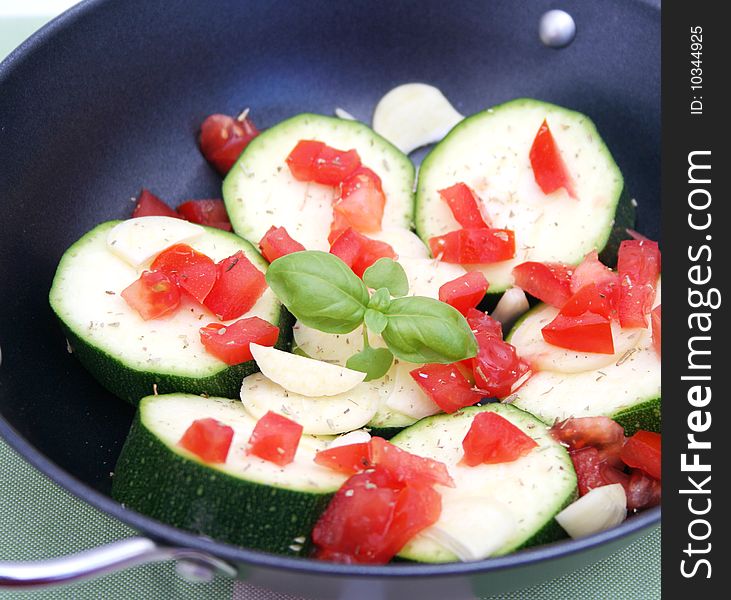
left=178, top=418, right=234, bottom=463
left=410, top=364, right=485, bottom=414
left=620, top=430, right=661, bottom=480
left=617, top=240, right=661, bottom=328
left=438, top=183, right=489, bottom=228
left=121, top=270, right=180, bottom=320
left=314, top=442, right=373, bottom=475
left=429, top=228, right=515, bottom=264
left=570, top=447, right=629, bottom=496
left=466, top=308, right=503, bottom=340
left=329, top=228, right=396, bottom=278
left=286, top=140, right=361, bottom=186
left=328, top=211, right=352, bottom=245
left=570, top=251, right=619, bottom=308
left=369, top=437, right=454, bottom=488
left=258, top=226, right=306, bottom=263
left=529, top=119, right=576, bottom=198
left=247, top=411, right=303, bottom=466
left=131, top=188, right=180, bottom=219
left=550, top=416, right=626, bottom=456
left=624, top=468, right=661, bottom=511
left=560, top=284, right=613, bottom=319
left=438, top=272, right=490, bottom=315
left=199, top=113, right=259, bottom=175
left=150, top=244, right=217, bottom=303
left=512, top=261, right=574, bottom=308
left=651, top=305, right=661, bottom=357
left=542, top=313, right=614, bottom=354
left=385, top=482, right=442, bottom=558
left=199, top=317, right=279, bottom=365
left=176, top=199, right=232, bottom=231
left=333, top=167, right=386, bottom=233
left=461, top=411, right=538, bottom=467
left=203, top=251, right=267, bottom=320
left=472, top=337, right=526, bottom=398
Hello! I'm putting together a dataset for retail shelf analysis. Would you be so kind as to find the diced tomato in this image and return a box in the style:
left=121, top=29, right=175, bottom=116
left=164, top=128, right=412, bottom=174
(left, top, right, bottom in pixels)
left=617, top=240, right=661, bottom=328
left=624, top=468, right=661, bottom=511
left=368, top=436, right=454, bottom=488
left=328, top=211, right=352, bottom=245
left=466, top=308, right=503, bottom=339
left=121, top=270, right=180, bottom=320
left=333, top=167, right=386, bottom=232
left=131, top=188, right=180, bottom=219
left=177, top=199, right=232, bottom=231
left=438, top=272, right=489, bottom=315
left=329, top=228, right=396, bottom=278
left=461, top=411, right=538, bottom=467
left=178, top=418, right=234, bottom=463
left=560, top=284, right=613, bottom=319
left=312, top=467, right=441, bottom=564
left=651, top=305, right=661, bottom=357
left=199, top=317, right=279, bottom=365
left=620, top=430, right=661, bottom=480
left=438, top=183, right=489, bottom=228
left=569, top=447, right=628, bottom=496
left=247, top=411, right=303, bottom=466
left=203, top=251, right=267, bottom=320
left=473, top=336, right=526, bottom=398
left=570, top=251, right=619, bottom=308
left=512, top=261, right=573, bottom=308
left=550, top=416, right=626, bottom=456
left=410, top=364, right=484, bottom=414
left=199, top=112, right=259, bottom=175
left=286, top=140, right=361, bottom=186
left=542, top=313, right=614, bottom=354
left=529, top=119, right=576, bottom=198
left=314, top=442, right=372, bottom=475
left=429, top=228, right=515, bottom=264
left=258, top=226, right=306, bottom=263
left=150, top=244, right=217, bottom=303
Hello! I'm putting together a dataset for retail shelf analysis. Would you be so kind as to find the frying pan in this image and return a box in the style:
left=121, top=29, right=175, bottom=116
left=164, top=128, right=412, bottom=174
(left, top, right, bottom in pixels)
left=0, top=0, right=660, bottom=597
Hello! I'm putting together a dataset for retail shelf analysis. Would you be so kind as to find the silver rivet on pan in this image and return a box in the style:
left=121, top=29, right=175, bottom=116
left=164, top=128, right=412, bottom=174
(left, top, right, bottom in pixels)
left=539, top=9, right=576, bottom=48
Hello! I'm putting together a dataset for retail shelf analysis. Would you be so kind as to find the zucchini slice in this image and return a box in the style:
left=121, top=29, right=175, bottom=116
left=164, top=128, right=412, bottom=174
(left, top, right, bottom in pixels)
left=416, top=98, right=633, bottom=293
left=391, top=404, right=577, bottom=562
left=222, top=113, right=415, bottom=251
left=112, top=394, right=344, bottom=554
left=49, top=221, right=288, bottom=404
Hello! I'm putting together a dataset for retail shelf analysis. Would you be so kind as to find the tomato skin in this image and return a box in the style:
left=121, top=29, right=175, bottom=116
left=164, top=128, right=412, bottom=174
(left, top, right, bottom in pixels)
left=429, top=228, right=515, bottom=264
left=199, top=317, right=279, bottom=365
left=333, top=167, right=386, bottom=233
left=314, top=442, right=373, bottom=475
left=542, top=312, right=614, bottom=354
left=121, top=270, right=181, bottom=320
left=560, top=284, right=613, bottom=319
left=617, top=240, right=661, bottom=328
left=247, top=411, right=303, bottom=466
left=410, top=364, right=485, bottom=414
left=550, top=416, right=626, bottom=456
left=461, top=411, right=538, bottom=467
left=651, top=305, right=661, bottom=357
left=466, top=308, right=503, bottom=339
left=529, top=119, right=575, bottom=197
left=178, top=418, right=234, bottom=463
left=258, top=226, right=306, bottom=263
left=132, top=189, right=180, bottom=219
left=150, top=244, right=217, bottom=303
left=512, top=261, right=573, bottom=308
left=570, top=447, right=628, bottom=496
left=570, top=251, right=619, bottom=308
left=199, top=113, right=259, bottom=175
left=329, top=228, right=396, bottom=278
left=203, top=251, right=267, bottom=321
left=438, top=272, right=490, bottom=315
left=438, top=183, right=489, bottom=228
left=176, top=199, right=232, bottom=231
left=625, top=468, right=661, bottom=510
left=620, top=430, right=661, bottom=480
left=286, top=140, right=361, bottom=186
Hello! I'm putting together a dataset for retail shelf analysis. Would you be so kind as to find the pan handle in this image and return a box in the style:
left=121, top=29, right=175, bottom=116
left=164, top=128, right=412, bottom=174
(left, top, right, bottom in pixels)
left=0, top=537, right=237, bottom=589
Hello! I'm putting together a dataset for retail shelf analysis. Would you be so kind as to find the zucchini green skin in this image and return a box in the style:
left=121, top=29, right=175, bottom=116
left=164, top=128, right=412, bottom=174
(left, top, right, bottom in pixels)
left=598, top=187, right=637, bottom=267
left=112, top=403, right=332, bottom=555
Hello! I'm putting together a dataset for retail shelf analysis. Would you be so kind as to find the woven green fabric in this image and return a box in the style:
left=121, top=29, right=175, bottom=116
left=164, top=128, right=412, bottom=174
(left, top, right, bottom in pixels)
left=0, top=438, right=659, bottom=599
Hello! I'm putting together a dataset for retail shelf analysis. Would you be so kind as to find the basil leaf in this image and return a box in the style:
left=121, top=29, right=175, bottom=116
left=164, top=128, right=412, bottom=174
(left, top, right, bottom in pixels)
left=364, top=308, right=388, bottom=334
left=346, top=347, right=394, bottom=382
left=381, top=296, right=478, bottom=363
left=362, top=258, right=409, bottom=297
left=368, top=288, right=391, bottom=312
left=266, top=251, right=369, bottom=334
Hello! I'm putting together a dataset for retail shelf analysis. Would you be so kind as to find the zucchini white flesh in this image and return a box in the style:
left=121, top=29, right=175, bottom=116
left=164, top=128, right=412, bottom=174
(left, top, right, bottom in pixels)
left=239, top=372, right=389, bottom=435
left=555, top=484, right=627, bottom=539
left=106, top=217, right=204, bottom=267
left=222, top=113, right=415, bottom=251
left=112, top=394, right=344, bottom=554
left=49, top=221, right=283, bottom=403
left=249, top=343, right=365, bottom=397
left=292, top=323, right=386, bottom=366
left=508, top=281, right=661, bottom=433
left=399, top=257, right=468, bottom=299
left=392, top=404, right=577, bottom=562
left=368, top=228, right=430, bottom=259
left=416, top=98, right=626, bottom=293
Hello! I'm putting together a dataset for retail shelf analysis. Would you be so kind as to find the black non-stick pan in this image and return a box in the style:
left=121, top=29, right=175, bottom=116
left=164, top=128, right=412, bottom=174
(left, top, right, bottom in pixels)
left=0, top=0, right=660, bottom=597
